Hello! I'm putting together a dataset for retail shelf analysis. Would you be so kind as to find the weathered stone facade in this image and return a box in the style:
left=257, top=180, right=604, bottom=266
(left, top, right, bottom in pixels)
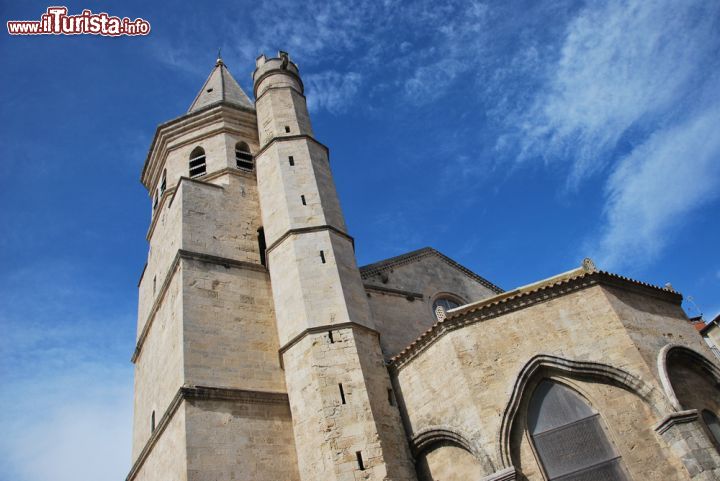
left=128, top=53, right=720, bottom=481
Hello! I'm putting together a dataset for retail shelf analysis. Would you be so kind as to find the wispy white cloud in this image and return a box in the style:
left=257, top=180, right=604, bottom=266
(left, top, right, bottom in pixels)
left=497, top=0, right=720, bottom=269
left=513, top=0, right=717, bottom=180
left=400, top=1, right=490, bottom=102
left=305, top=71, right=362, bottom=114
left=593, top=103, right=720, bottom=268
left=145, top=0, right=719, bottom=270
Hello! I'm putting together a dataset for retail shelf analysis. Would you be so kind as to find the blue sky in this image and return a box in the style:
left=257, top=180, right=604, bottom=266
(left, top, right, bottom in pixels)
left=1, top=0, right=719, bottom=479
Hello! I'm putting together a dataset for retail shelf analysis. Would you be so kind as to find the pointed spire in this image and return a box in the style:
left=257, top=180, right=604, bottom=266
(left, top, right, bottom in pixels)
left=188, top=56, right=253, bottom=113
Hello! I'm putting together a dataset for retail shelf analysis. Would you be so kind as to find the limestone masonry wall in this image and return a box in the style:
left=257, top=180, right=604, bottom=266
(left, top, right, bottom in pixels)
left=185, top=398, right=299, bottom=481
left=364, top=253, right=498, bottom=358
left=132, top=405, right=188, bottom=481
left=393, top=284, right=695, bottom=480
left=132, top=270, right=184, bottom=459
left=283, top=328, right=416, bottom=481
left=182, top=258, right=285, bottom=392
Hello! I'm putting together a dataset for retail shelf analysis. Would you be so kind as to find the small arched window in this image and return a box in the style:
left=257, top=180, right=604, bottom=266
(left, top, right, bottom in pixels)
left=432, top=296, right=461, bottom=321
left=702, top=410, right=720, bottom=449
left=528, top=380, right=629, bottom=480
left=189, top=147, right=206, bottom=178
left=236, top=142, right=253, bottom=170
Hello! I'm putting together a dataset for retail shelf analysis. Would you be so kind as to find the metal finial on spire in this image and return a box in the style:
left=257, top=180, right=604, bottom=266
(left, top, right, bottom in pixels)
left=216, top=48, right=223, bottom=66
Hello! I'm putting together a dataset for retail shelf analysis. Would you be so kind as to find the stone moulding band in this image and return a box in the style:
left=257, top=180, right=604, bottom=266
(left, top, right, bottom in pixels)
left=254, top=133, right=329, bottom=160
left=142, top=104, right=256, bottom=187
left=264, top=224, right=355, bottom=257
left=277, top=321, right=381, bottom=369
left=252, top=68, right=304, bottom=98
left=146, top=169, right=257, bottom=244
left=359, top=247, right=504, bottom=294
left=480, top=467, right=518, bottom=481
left=146, top=122, right=250, bottom=188
left=255, top=84, right=305, bottom=104
left=364, top=283, right=424, bottom=300
left=409, top=426, right=476, bottom=457
left=131, top=249, right=268, bottom=363
left=495, top=354, right=669, bottom=468
left=146, top=175, right=225, bottom=242
left=654, top=409, right=699, bottom=435
left=656, top=343, right=720, bottom=412
left=125, top=385, right=288, bottom=481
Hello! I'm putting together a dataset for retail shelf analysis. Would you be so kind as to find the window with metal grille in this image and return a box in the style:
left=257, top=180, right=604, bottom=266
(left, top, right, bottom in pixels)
left=189, top=147, right=206, bottom=178
left=235, top=142, right=253, bottom=170
left=528, top=381, right=630, bottom=481
left=432, top=296, right=461, bottom=321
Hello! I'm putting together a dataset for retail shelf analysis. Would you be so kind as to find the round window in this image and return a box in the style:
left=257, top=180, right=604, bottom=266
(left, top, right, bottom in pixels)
left=432, top=296, right=462, bottom=320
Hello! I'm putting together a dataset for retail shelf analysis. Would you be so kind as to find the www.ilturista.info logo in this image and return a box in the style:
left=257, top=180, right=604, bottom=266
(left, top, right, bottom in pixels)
left=7, top=6, right=150, bottom=36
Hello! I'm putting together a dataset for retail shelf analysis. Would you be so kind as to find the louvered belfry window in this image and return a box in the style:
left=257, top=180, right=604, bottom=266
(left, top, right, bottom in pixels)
left=528, top=381, right=630, bottom=481
left=235, top=142, right=253, bottom=170
left=189, top=147, right=207, bottom=178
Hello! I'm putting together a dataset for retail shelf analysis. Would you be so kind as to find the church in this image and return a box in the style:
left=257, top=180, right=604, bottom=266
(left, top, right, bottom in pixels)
left=126, top=51, right=720, bottom=481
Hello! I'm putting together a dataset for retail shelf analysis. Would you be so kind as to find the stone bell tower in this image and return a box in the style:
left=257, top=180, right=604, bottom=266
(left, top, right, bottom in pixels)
left=252, top=52, right=416, bottom=481
left=127, top=55, right=300, bottom=481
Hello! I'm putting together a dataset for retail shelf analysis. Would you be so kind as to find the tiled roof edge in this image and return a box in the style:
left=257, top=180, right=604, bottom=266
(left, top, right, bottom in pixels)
left=389, top=268, right=682, bottom=370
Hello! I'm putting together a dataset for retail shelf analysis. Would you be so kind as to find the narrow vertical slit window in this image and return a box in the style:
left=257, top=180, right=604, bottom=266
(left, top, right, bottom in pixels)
left=160, top=169, right=167, bottom=194
left=301, top=194, right=306, bottom=205
left=387, top=388, right=395, bottom=406
left=288, top=155, right=295, bottom=166
left=339, top=383, right=346, bottom=404
left=284, top=125, right=291, bottom=133
left=151, top=410, right=156, bottom=432
left=257, top=227, right=267, bottom=266
left=320, top=250, right=326, bottom=263
left=235, top=142, right=253, bottom=170
left=189, top=146, right=207, bottom=178
left=356, top=451, right=365, bottom=470
left=153, top=192, right=158, bottom=211
left=153, top=276, right=157, bottom=294
left=328, top=330, right=334, bottom=343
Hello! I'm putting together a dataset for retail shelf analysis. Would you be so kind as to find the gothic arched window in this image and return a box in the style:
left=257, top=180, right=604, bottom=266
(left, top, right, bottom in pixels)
left=235, top=142, right=253, bottom=170
left=189, top=147, right=206, bottom=178
left=528, top=380, right=629, bottom=481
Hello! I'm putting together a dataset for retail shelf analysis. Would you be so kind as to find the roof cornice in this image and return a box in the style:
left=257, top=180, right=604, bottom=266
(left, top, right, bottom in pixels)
left=389, top=267, right=682, bottom=371
left=360, top=247, right=503, bottom=294
left=140, top=102, right=256, bottom=189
